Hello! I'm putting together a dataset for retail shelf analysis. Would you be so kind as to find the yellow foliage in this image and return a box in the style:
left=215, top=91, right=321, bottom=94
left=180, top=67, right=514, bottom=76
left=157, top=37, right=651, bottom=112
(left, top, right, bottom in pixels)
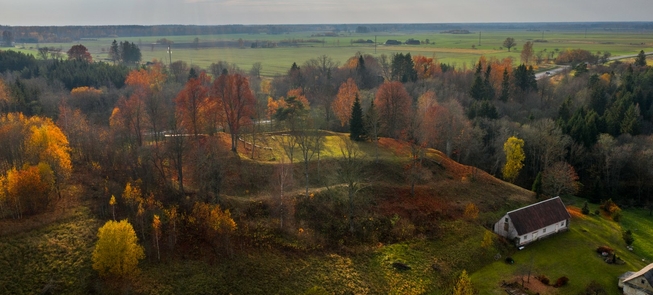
left=502, top=136, right=525, bottom=183
left=122, top=181, right=143, bottom=210
left=453, top=270, right=475, bottom=295
left=109, top=195, right=116, bottom=206
left=463, top=202, right=479, bottom=220
left=26, top=122, right=72, bottom=178
left=92, top=220, right=145, bottom=278
left=481, top=230, right=494, bottom=249
left=70, top=86, right=102, bottom=96
left=5, top=164, right=53, bottom=216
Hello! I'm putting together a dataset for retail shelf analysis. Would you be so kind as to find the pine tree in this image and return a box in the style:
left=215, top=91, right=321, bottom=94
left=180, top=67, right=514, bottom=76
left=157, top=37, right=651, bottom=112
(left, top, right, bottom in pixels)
left=109, top=40, right=120, bottom=64
left=349, top=94, right=365, bottom=141
left=532, top=172, right=543, bottom=198
left=453, top=270, right=475, bottom=295
left=635, top=50, right=647, bottom=67
left=499, top=68, right=510, bottom=102
left=483, top=64, right=495, bottom=100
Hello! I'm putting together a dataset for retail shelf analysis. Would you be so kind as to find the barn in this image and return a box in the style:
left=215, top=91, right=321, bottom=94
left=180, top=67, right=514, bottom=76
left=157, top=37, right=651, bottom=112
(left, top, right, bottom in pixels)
left=493, top=197, right=571, bottom=246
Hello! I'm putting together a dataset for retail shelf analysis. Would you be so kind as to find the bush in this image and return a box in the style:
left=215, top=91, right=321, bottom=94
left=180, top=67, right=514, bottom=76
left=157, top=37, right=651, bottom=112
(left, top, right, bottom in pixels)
left=612, top=210, right=622, bottom=222
left=581, top=201, right=590, bottom=215
left=554, top=276, right=569, bottom=287
left=505, top=257, right=514, bottom=264
left=600, top=198, right=620, bottom=214
left=537, top=275, right=550, bottom=285
left=596, top=245, right=614, bottom=254
left=623, top=230, right=635, bottom=246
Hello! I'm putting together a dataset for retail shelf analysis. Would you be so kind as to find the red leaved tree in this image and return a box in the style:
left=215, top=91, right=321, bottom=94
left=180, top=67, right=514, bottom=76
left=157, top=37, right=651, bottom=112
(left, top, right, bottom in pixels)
left=175, top=72, right=211, bottom=138
left=67, top=44, right=92, bottom=62
left=211, top=74, right=256, bottom=152
left=374, top=81, right=412, bottom=138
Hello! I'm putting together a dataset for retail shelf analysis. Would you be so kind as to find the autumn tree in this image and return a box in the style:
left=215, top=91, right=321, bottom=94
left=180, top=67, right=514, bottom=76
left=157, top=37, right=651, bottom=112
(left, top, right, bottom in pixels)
left=374, top=81, right=411, bottom=138
left=92, top=220, right=145, bottom=278
left=481, top=230, right=494, bottom=250
left=212, top=73, right=256, bottom=152
left=503, top=37, right=516, bottom=52
left=333, top=78, right=359, bottom=127
left=453, top=270, right=475, bottom=295
left=463, top=202, right=479, bottom=220
left=66, top=44, right=92, bottom=62
left=503, top=136, right=525, bottom=183
left=152, top=214, right=161, bottom=261
left=542, top=161, right=580, bottom=197
left=4, top=164, right=54, bottom=218
left=520, top=41, right=534, bottom=65
left=175, top=71, right=211, bottom=137
left=412, top=54, right=441, bottom=80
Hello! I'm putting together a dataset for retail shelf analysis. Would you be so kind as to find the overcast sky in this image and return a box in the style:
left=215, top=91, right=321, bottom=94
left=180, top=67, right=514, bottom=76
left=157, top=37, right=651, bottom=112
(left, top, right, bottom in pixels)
left=1, top=0, right=652, bottom=26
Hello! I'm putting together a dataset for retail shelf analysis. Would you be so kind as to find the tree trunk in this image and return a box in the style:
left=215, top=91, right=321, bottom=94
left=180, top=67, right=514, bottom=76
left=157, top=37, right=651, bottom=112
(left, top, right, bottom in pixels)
left=348, top=186, right=354, bottom=233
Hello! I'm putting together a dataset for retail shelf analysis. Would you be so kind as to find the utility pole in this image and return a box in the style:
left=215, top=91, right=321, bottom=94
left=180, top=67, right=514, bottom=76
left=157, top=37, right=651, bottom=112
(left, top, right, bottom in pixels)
left=374, top=35, right=377, bottom=54
left=478, top=31, right=481, bottom=46
left=167, top=45, right=172, bottom=68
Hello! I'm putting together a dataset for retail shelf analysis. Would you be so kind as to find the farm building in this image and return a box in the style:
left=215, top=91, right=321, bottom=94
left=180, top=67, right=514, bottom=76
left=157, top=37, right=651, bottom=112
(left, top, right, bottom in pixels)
left=620, top=263, right=653, bottom=295
left=493, top=197, right=571, bottom=246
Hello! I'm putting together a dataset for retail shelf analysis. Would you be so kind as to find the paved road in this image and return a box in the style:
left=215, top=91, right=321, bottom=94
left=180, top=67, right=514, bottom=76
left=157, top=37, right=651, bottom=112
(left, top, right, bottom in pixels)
left=535, top=52, right=653, bottom=80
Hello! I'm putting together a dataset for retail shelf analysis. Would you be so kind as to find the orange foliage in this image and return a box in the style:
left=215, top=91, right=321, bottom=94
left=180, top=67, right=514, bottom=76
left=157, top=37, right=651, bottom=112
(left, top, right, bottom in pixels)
left=125, top=63, right=166, bottom=95
left=286, top=88, right=310, bottom=109
left=332, top=78, right=359, bottom=127
left=175, top=72, right=212, bottom=136
left=71, top=86, right=102, bottom=96
left=412, top=55, right=442, bottom=79
left=0, top=79, right=10, bottom=111
left=5, top=163, right=54, bottom=216
left=211, top=73, right=256, bottom=151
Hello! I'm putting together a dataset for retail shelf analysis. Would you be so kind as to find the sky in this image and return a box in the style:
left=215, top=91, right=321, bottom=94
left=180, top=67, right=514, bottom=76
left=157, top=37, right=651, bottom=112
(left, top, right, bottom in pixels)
left=1, top=0, right=652, bottom=26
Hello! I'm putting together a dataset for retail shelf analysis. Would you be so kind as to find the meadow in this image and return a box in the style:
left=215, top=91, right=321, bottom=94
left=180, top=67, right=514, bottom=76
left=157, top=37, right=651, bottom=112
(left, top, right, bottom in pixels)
left=20, top=29, right=653, bottom=77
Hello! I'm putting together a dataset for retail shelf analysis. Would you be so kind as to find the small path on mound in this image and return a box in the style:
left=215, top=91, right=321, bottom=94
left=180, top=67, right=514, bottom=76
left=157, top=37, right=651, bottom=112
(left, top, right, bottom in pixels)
left=505, top=287, right=529, bottom=295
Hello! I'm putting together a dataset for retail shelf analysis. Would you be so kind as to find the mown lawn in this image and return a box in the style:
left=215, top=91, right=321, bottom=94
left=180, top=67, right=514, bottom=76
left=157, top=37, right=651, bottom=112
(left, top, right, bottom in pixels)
left=471, top=200, right=653, bottom=295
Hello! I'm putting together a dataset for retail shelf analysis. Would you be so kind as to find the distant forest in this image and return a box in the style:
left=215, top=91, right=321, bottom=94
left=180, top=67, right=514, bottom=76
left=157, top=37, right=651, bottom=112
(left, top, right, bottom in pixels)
left=1, top=22, right=653, bottom=43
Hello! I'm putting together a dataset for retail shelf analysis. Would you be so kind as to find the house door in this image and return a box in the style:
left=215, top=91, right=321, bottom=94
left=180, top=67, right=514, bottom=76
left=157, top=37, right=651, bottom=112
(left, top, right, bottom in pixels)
left=532, top=232, right=538, bottom=240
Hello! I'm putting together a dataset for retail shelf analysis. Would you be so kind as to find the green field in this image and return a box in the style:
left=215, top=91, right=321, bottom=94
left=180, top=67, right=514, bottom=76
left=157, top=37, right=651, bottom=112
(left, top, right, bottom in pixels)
left=17, top=30, right=653, bottom=77
left=472, top=197, right=653, bottom=295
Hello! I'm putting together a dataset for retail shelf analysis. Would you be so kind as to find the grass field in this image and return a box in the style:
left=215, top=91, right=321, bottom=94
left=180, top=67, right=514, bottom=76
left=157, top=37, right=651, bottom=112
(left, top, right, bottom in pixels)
left=471, top=197, right=653, bottom=295
left=15, top=29, right=653, bottom=77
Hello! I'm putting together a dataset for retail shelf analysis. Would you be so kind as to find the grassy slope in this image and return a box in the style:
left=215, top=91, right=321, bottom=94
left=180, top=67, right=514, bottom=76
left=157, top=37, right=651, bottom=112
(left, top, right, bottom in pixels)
left=18, top=30, right=653, bottom=76
left=472, top=198, right=653, bottom=295
left=1, top=133, right=652, bottom=294
left=0, top=206, right=101, bottom=294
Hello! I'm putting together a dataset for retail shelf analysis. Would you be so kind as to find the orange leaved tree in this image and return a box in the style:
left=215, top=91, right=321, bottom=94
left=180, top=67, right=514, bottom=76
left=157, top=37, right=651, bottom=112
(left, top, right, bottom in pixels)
left=211, top=73, right=256, bottom=152
left=374, top=81, right=412, bottom=138
left=332, top=78, right=359, bottom=127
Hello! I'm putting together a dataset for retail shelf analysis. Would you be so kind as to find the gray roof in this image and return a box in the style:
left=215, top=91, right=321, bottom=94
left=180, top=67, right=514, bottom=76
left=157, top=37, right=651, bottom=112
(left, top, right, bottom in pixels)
left=625, top=263, right=653, bottom=287
left=507, top=197, right=571, bottom=235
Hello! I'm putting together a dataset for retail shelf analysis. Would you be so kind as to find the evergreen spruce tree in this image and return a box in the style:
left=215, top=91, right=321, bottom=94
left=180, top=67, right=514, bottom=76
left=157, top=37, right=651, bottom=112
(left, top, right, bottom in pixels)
left=109, top=40, right=120, bottom=64
left=483, top=64, right=495, bottom=100
left=349, top=94, right=365, bottom=141
left=532, top=172, right=542, bottom=198
left=499, top=68, right=510, bottom=102
left=635, top=50, right=647, bottom=67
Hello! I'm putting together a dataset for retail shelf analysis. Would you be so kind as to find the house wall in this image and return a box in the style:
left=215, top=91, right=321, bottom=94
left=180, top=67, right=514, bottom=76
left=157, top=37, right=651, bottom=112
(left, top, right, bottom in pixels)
left=493, top=214, right=518, bottom=240
left=515, top=219, right=569, bottom=246
left=624, top=276, right=653, bottom=295
left=623, top=283, right=653, bottom=295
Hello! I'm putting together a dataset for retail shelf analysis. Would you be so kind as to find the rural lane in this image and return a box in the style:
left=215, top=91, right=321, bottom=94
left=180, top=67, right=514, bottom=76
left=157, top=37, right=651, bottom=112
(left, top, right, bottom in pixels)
left=535, top=52, right=653, bottom=80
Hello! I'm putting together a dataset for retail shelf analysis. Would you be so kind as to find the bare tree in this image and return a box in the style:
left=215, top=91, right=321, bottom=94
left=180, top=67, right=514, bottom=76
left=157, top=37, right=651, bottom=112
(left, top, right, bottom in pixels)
left=337, top=137, right=365, bottom=233
left=273, top=156, right=293, bottom=229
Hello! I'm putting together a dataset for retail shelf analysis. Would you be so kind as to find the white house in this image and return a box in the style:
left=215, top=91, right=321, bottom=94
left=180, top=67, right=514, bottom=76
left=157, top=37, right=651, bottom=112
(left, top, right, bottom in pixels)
left=621, top=263, right=653, bottom=295
left=493, top=197, right=571, bottom=246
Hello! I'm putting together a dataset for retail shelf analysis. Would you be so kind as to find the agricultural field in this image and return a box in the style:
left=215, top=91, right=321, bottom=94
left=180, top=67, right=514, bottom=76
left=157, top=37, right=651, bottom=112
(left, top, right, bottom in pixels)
left=19, top=29, right=653, bottom=77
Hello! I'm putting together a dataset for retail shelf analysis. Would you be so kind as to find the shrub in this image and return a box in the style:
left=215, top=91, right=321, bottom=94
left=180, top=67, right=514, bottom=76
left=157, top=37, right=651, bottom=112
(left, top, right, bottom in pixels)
left=596, top=245, right=614, bottom=254
left=600, top=198, right=620, bottom=214
left=554, top=276, right=569, bottom=287
left=505, top=257, right=514, bottom=264
left=623, top=230, right=635, bottom=246
left=581, top=201, right=590, bottom=215
left=612, top=210, right=622, bottom=222
left=537, top=275, right=550, bottom=285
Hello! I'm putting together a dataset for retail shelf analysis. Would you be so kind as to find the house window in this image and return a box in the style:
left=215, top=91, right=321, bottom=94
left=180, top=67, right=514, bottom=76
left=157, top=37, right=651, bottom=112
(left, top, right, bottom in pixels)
left=543, top=228, right=546, bottom=233
left=561, top=221, right=566, bottom=227
left=505, top=218, right=508, bottom=222
left=642, top=279, right=646, bottom=284
left=504, top=222, right=509, bottom=232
